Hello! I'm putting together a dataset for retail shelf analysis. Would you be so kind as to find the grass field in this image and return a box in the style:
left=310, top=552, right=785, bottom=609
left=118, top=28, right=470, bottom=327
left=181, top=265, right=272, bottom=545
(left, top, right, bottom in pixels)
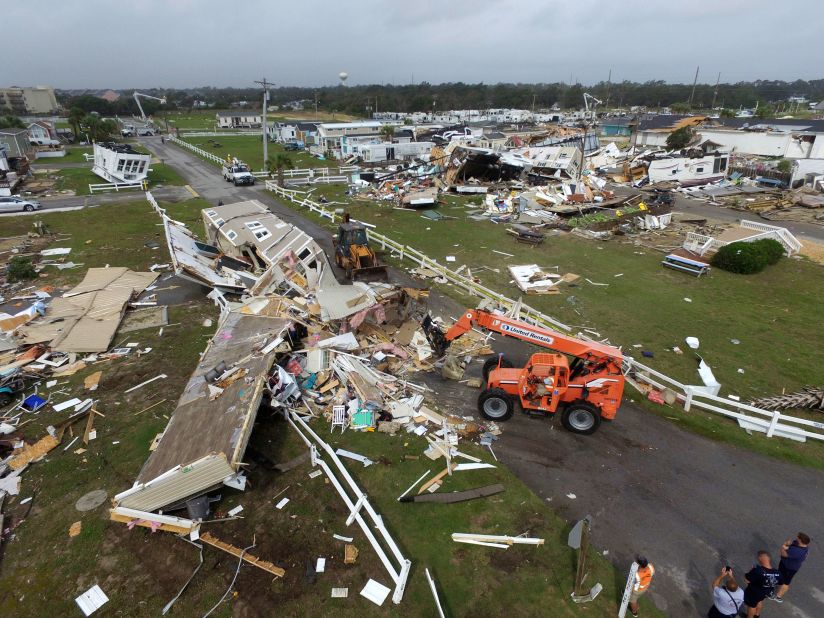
left=270, top=184, right=824, bottom=469
left=164, top=109, right=361, bottom=131
left=49, top=162, right=186, bottom=195
left=179, top=134, right=331, bottom=171
left=0, top=198, right=658, bottom=616
left=36, top=146, right=91, bottom=164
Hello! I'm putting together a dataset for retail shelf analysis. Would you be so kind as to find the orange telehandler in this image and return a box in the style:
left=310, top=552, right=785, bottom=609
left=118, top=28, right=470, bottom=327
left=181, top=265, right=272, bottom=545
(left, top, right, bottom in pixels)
left=423, top=308, right=625, bottom=434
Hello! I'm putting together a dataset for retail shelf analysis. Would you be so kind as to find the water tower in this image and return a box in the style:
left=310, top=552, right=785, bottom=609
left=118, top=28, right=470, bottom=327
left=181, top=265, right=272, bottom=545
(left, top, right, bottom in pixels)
left=339, top=72, right=349, bottom=87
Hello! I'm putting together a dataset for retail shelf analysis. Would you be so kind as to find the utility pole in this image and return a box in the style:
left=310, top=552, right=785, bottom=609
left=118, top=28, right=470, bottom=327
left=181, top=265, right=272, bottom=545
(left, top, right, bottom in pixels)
left=688, top=66, right=699, bottom=107
left=711, top=72, right=721, bottom=111
left=314, top=91, right=319, bottom=120
left=605, top=68, right=612, bottom=110
left=254, top=77, right=272, bottom=170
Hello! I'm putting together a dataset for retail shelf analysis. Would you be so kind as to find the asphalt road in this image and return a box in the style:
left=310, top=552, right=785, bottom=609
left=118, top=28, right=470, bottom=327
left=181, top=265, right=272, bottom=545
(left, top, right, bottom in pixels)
left=141, top=136, right=824, bottom=617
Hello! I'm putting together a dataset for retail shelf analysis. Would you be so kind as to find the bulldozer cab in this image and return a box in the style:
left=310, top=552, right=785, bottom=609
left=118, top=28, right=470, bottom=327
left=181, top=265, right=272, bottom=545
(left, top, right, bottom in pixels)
left=518, top=353, right=569, bottom=413
left=337, top=222, right=369, bottom=249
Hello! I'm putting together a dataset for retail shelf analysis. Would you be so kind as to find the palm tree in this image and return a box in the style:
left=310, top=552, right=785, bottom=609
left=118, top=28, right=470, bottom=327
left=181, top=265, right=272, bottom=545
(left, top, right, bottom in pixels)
left=379, top=124, right=395, bottom=142
left=266, top=153, right=295, bottom=187
left=68, top=106, right=85, bottom=142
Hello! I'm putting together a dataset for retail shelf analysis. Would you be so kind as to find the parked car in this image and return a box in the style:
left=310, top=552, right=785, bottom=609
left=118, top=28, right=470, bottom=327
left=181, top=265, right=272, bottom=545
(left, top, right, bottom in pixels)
left=0, top=196, right=43, bottom=212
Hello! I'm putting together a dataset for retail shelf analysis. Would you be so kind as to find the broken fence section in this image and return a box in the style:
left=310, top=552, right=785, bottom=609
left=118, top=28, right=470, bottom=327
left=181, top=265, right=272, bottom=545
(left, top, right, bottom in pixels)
left=266, top=181, right=570, bottom=333
left=286, top=409, right=411, bottom=604
left=625, top=357, right=824, bottom=442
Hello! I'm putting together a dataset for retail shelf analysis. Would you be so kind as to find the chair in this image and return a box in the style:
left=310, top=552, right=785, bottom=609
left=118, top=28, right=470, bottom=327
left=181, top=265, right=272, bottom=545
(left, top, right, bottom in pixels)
left=331, top=405, right=347, bottom=433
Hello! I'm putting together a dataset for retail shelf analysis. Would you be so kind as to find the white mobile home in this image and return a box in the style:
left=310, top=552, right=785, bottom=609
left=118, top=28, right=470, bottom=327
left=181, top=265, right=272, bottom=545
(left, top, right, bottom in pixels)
left=91, top=142, right=152, bottom=184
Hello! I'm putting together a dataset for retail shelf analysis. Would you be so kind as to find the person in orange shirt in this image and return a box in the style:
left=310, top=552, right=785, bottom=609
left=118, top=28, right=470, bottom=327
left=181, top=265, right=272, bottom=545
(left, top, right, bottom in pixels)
left=630, top=555, right=655, bottom=617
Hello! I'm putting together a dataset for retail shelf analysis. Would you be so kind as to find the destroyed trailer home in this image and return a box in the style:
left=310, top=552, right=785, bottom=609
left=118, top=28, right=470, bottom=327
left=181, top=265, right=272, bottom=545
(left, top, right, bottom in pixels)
left=112, top=304, right=294, bottom=516
left=16, top=267, right=158, bottom=352
left=91, top=142, right=152, bottom=184
left=160, top=197, right=399, bottom=321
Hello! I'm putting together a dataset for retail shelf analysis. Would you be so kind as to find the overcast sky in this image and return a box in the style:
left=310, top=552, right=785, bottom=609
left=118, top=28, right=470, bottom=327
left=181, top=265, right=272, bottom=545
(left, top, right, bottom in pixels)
left=5, top=0, right=821, bottom=89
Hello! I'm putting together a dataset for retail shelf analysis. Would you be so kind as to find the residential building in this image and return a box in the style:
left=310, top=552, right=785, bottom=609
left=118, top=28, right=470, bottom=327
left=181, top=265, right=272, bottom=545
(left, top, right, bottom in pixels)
left=313, top=121, right=386, bottom=157
left=216, top=111, right=263, bottom=128
left=0, top=86, right=59, bottom=114
left=27, top=121, right=60, bottom=146
left=600, top=117, right=634, bottom=137
left=91, top=142, right=152, bottom=184
left=357, top=140, right=434, bottom=163
left=97, top=89, right=121, bottom=103
left=635, top=115, right=824, bottom=159
left=0, top=128, right=36, bottom=160
left=201, top=200, right=325, bottom=295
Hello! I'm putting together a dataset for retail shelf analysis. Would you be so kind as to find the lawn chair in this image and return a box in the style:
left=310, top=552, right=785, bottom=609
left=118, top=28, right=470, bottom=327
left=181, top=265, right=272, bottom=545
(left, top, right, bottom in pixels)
left=331, top=404, right=347, bottom=433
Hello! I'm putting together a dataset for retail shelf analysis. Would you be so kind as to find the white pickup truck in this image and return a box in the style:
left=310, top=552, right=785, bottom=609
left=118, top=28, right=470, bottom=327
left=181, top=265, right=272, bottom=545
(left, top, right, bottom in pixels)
left=222, top=158, right=256, bottom=186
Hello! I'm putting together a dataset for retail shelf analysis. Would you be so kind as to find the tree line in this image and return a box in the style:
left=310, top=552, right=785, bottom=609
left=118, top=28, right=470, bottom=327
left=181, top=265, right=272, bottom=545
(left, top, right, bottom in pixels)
left=57, top=79, right=824, bottom=116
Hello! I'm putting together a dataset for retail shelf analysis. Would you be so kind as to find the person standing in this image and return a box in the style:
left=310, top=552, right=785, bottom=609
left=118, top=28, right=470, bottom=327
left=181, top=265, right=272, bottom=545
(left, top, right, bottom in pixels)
left=744, top=551, right=780, bottom=618
left=773, top=532, right=810, bottom=603
left=629, top=555, right=655, bottom=617
left=708, top=567, right=744, bottom=618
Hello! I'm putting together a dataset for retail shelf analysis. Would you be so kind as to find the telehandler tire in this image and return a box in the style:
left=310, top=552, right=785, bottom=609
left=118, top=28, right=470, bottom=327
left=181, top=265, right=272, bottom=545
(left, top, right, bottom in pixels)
left=478, top=387, right=514, bottom=421
left=561, top=402, right=601, bottom=435
left=482, top=355, right=513, bottom=382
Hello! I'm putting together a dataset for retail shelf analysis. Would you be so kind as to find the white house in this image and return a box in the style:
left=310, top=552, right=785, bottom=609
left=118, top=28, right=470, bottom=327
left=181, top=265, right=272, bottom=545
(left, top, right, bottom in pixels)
left=92, top=142, right=152, bottom=184
left=358, top=140, right=434, bottom=163
left=313, top=121, right=386, bottom=158
left=216, top=111, right=263, bottom=129
left=27, top=121, right=60, bottom=146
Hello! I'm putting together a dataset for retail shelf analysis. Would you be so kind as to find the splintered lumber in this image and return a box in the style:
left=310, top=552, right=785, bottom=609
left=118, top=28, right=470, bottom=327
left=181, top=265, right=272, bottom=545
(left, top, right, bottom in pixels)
left=452, top=532, right=545, bottom=546
left=417, top=465, right=452, bottom=494
left=9, top=435, right=59, bottom=470
left=401, top=484, right=505, bottom=504
left=199, top=532, right=285, bottom=577
left=109, top=507, right=196, bottom=534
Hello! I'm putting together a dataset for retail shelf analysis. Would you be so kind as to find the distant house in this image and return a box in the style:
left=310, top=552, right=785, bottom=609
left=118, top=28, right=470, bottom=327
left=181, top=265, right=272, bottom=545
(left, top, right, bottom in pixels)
left=600, top=117, right=633, bottom=137
left=28, top=121, right=60, bottom=146
left=295, top=122, right=320, bottom=146
left=97, top=89, right=121, bottom=103
left=314, top=121, right=385, bottom=157
left=812, top=100, right=824, bottom=111
left=216, top=111, right=262, bottom=129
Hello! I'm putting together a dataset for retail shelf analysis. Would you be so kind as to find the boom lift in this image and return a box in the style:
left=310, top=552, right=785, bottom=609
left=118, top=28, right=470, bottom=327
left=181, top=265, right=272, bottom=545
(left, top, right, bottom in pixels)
left=423, top=308, right=625, bottom=434
left=133, top=92, right=166, bottom=124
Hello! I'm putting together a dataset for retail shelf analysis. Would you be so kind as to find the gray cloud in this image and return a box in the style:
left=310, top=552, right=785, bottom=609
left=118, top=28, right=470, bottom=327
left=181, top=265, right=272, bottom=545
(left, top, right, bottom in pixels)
left=4, top=0, right=821, bottom=89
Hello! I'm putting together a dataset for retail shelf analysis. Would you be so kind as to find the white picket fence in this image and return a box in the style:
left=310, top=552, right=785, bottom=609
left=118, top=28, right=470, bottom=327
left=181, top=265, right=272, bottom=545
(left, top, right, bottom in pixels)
left=262, top=182, right=824, bottom=444
left=625, top=358, right=824, bottom=442
left=169, top=135, right=360, bottom=179
left=265, top=181, right=570, bottom=332
left=89, top=181, right=144, bottom=193
left=178, top=130, right=263, bottom=137
left=168, top=135, right=225, bottom=165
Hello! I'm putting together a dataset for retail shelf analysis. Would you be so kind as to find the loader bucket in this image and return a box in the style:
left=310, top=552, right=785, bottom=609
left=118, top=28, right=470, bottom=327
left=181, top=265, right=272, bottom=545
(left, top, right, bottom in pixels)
left=351, top=265, right=389, bottom=283
left=422, top=314, right=449, bottom=357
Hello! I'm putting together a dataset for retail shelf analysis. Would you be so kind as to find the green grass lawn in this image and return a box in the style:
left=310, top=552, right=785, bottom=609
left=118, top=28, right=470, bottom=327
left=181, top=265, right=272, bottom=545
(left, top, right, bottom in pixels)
left=0, top=198, right=658, bottom=617
left=179, top=134, right=335, bottom=171
left=36, top=146, right=91, bottom=164
left=270, top=186, right=824, bottom=469
left=49, top=162, right=186, bottom=195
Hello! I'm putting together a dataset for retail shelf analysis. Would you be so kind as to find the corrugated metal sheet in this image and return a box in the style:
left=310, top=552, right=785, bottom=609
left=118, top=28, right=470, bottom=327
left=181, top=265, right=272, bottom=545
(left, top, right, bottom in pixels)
left=117, top=454, right=233, bottom=512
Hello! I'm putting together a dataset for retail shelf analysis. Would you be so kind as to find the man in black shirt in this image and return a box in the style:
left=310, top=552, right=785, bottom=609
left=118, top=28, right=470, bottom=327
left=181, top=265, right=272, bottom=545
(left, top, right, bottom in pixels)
left=744, top=550, right=781, bottom=618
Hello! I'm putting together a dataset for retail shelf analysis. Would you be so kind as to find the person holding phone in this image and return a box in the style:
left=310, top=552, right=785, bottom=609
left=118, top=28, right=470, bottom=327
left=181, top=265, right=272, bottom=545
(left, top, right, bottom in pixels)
left=708, top=566, right=744, bottom=618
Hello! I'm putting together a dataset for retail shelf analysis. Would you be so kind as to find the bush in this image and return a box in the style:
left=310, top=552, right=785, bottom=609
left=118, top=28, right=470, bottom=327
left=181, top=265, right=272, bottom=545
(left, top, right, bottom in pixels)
left=711, top=239, right=784, bottom=274
left=753, top=238, right=785, bottom=265
left=7, top=256, right=37, bottom=282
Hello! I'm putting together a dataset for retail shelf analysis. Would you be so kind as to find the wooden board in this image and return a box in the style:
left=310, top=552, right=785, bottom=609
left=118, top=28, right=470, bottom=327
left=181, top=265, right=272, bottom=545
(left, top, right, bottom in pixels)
left=9, top=435, right=59, bottom=470
left=109, top=512, right=193, bottom=534
left=200, top=532, right=285, bottom=577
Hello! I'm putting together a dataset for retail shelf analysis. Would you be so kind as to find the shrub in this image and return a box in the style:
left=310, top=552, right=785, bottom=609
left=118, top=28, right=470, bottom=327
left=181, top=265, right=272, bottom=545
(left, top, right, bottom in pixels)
left=754, top=238, right=785, bottom=265
left=7, top=256, right=37, bottom=282
left=711, top=239, right=783, bottom=274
